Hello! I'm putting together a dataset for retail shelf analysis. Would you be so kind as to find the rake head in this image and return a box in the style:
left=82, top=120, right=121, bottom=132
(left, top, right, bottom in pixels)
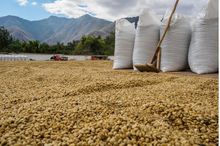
left=134, top=63, right=160, bottom=73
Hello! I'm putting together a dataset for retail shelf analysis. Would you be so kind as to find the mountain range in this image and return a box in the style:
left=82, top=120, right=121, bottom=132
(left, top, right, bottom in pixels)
left=0, top=15, right=138, bottom=45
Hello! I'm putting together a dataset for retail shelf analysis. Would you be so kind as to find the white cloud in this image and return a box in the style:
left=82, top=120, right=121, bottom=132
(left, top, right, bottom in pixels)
left=42, top=0, right=88, bottom=18
left=42, top=0, right=208, bottom=21
left=31, top=1, right=37, bottom=6
left=17, top=0, right=28, bottom=6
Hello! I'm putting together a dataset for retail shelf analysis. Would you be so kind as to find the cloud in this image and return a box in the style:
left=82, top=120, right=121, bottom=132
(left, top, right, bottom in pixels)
left=31, top=1, right=37, bottom=6
left=17, top=0, right=28, bottom=6
left=42, top=0, right=208, bottom=21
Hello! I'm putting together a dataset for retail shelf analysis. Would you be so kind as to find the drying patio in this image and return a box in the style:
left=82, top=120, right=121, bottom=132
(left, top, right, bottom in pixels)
left=0, top=61, right=218, bottom=145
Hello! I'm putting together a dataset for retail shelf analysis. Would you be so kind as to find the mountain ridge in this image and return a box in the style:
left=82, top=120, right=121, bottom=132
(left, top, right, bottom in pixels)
left=0, top=15, right=138, bottom=45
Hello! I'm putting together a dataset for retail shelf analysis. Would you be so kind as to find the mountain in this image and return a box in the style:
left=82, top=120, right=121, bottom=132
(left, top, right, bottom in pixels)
left=45, top=14, right=111, bottom=44
left=89, top=17, right=139, bottom=37
left=0, top=15, right=139, bottom=45
left=0, top=16, right=34, bottom=41
left=31, top=16, right=72, bottom=41
left=7, top=26, right=32, bottom=41
left=89, top=22, right=115, bottom=37
left=0, top=15, right=112, bottom=44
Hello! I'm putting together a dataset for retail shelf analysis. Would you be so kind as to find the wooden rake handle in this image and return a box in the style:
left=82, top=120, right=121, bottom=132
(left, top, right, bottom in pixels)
left=150, top=0, right=180, bottom=64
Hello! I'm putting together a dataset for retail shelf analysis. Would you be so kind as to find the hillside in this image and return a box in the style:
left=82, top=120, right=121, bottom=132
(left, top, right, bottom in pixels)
left=45, top=14, right=111, bottom=44
left=0, top=15, right=113, bottom=45
left=0, top=15, right=139, bottom=45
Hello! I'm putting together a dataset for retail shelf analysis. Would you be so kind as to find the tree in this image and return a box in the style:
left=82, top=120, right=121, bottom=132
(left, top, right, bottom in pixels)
left=0, top=28, right=115, bottom=55
left=66, top=40, right=78, bottom=54
left=40, top=43, right=50, bottom=54
left=0, top=26, right=13, bottom=52
left=104, top=32, right=115, bottom=55
left=92, top=36, right=105, bottom=55
left=74, top=36, right=89, bottom=55
left=25, top=40, right=40, bottom=53
left=74, top=35, right=106, bottom=55
left=8, top=40, right=22, bottom=53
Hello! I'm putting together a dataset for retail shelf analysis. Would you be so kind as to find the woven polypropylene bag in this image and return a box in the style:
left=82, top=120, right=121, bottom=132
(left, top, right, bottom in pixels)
left=188, top=0, right=218, bottom=74
left=113, top=19, right=135, bottom=69
left=160, top=12, right=191, bottom=72
left=133, top=9, right=160, bottom=70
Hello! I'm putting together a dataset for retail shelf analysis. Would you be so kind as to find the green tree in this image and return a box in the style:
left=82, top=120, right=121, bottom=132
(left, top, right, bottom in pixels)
left=74, top=36, right=87, bottom=55
left=8, top=40, right=22, bottom=53
left=0, top=26, right=13, bottom=52
left=0, top=28, right=115, bottom=55
left=93, top=36, right=105, bottom=55
left=40, top=43, right=50, bottom=54
left=55, top=42, right=65, bottom=54
left=104, top=32, right=115, bottom=55
left=65, top=40, right=78, bottom=54
left=21, top=41, right=28, bottom=52
left=74, top=35, right=106, bottom=55
left=24, top=40, right=40, bottom=53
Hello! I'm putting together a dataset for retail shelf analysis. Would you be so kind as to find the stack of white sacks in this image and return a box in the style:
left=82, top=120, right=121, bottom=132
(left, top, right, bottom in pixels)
left=0, top=55, right=28, bottom=61
left=113, top=0, right=218, bottom=74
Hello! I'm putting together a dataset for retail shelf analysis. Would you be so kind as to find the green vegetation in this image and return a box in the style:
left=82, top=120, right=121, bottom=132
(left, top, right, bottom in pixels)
left=0, top=27, right=13, bottom=52
left=0, top=26, right=115, bottom=55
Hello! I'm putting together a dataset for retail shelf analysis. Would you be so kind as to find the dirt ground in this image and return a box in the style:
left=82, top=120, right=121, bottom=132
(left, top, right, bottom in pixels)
left=0, top=61, right=218, bottom=146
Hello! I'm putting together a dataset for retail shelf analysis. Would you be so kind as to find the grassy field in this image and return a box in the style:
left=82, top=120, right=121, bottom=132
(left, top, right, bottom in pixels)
left=0, top=61, right=218, bottom=145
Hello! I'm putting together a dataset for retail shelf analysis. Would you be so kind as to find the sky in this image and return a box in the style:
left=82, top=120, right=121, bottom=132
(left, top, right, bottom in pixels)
left=0, top=0, right=209, bottom=21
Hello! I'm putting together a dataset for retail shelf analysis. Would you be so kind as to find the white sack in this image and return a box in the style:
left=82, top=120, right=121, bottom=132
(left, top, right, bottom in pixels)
left=113, top=19, right=135, bottom=69
left=133, top=9, right=160, bottom=70
left=160, top=11, right=191, bottom=72
left=188, top=0, right=218, bottom=74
